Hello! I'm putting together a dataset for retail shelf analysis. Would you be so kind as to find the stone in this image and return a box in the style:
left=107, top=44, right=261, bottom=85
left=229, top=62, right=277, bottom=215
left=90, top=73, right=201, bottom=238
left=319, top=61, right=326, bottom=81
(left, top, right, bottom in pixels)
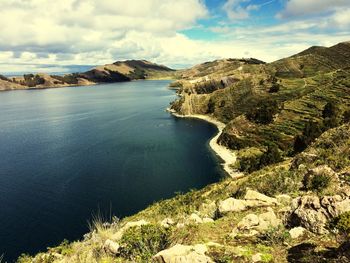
left=252, top=253, right=263, bottom=262
left=237, top=214, right=260, bottom=230
left=244, top=190, right=279, bottom=206
left=176, top=223, right=185, bottom=228
left=189, top=213, right=203, bottom=224
left=218, top=198, right=247, bottom=214
left=236, top=209, right=280, bottom=233
left=290, top=195, right=329, bottom=234
left=103, top=239, right=120, bottom=255
left=289, top=227, right=306, bottom=239
left=161, top=218, right=175, bottom=228
left=153, top=244, right=214, bottom=263
left=256, top=209, right=280, bottom=231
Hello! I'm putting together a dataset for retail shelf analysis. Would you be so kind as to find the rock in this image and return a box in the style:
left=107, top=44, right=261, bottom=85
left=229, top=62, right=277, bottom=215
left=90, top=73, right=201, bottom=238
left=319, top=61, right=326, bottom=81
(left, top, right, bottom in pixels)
left=252, top=253, right=263, bottom=262
left=199, top=201, right=217, bottom=219
left=236, top=209, right=280, bottom=233
left=256, top=209, right=280, bottom=231
left=289, top=195, right=329, bottom=234
left=244, top=190, right=279, bottom=206
left=103, top=239, right=120, bottom=255
left=289, top=227, right=306, bottom=239
left=161, top=218, right=175, bottom=228
left=218, top=198, right=247, bottom=214
left=153, top=244, right=214, bottom=263
left=237, top=214, right=260, bottom=230
left=333, top=199, right=350, bottom=215
left=203, top=218, right=214, bottom=223
left=189, top=213, right=203, bottom=224
left=176, top=223, right=185, bottom=228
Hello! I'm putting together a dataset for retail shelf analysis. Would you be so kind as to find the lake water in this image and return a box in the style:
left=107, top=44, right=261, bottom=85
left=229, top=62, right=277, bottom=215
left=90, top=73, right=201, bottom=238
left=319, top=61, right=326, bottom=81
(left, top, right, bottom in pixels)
left=0, top=80, right=224, bottom=261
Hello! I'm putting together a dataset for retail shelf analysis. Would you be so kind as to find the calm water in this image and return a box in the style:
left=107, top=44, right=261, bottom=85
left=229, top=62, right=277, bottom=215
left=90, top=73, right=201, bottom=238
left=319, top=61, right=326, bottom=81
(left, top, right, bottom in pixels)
left=0, top=80, right=223, bottom=262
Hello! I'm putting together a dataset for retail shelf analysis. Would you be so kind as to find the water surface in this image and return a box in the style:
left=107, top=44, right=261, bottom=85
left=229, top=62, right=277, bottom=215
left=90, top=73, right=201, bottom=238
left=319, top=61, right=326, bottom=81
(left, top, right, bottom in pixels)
left=0, top=80, right=223, bottom=261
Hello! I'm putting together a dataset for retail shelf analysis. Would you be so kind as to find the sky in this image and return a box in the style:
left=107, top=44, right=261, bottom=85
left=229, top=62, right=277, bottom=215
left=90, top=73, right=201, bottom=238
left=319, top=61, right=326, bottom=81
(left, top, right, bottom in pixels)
left=0, top=0, right=349, bottom=74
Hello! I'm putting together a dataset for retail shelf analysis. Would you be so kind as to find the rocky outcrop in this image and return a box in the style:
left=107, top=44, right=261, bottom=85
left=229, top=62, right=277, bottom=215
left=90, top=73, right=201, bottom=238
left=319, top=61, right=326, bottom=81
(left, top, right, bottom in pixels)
left=153, top=244, right=214, bottom=263
left=289, top=194, right=350, bottom=234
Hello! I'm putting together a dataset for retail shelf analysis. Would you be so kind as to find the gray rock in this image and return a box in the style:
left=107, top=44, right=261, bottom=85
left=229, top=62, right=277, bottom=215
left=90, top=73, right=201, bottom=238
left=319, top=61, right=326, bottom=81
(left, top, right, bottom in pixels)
left=153, top=244, right=214, bottom=263
left=218, top=198, right=247, bottom=214
left=103, top=239, right=120, bottom=255
left=289, top=227, right=306, bottom=239
left=244, top=190, right=279, bottom=206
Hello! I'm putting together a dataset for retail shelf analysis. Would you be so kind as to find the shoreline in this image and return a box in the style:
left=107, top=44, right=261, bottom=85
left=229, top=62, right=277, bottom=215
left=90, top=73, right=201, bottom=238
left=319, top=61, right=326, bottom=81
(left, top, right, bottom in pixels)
left=167, top=108, right=244, bottom=179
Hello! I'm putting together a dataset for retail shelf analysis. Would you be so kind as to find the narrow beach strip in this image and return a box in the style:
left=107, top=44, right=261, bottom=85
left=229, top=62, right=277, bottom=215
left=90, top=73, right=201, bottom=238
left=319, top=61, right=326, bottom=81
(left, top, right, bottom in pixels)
left=167, top=109, right=244, bottom=179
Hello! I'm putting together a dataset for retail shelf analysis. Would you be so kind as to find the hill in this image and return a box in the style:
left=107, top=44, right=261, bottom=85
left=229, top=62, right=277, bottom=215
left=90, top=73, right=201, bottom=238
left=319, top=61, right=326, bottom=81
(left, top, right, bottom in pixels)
left=0, top=60, right=175, bottom=91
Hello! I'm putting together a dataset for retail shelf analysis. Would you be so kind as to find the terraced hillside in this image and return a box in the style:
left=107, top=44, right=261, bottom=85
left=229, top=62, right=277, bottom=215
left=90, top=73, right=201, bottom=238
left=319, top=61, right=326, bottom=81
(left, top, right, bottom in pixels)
left=170, top=41, right=350, bottom=173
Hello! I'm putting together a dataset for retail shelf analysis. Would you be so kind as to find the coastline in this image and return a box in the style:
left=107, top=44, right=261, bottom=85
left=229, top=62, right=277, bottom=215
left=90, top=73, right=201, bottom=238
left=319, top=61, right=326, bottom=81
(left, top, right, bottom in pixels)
left=167, top=108, right=244, bottom=179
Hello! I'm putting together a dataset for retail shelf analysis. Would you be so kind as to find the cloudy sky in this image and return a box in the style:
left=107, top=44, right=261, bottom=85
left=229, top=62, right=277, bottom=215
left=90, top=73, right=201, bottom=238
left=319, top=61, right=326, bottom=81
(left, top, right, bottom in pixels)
left=0, top=0, right=349, bottom=74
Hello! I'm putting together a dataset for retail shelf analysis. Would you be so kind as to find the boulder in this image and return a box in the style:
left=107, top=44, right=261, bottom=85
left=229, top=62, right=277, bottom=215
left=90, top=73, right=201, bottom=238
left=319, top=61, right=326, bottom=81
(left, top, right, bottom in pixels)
left=237, top=214, right=260, bottom=230
left=252, top=253, right=263, bottom=262
left=153, top=244, right=214, bottom=263
left=289, top=196, right=329, bottom=234
left=244, top=190, right=279, bottom=206
left=189, top=213, right=203, bottom=224
left=218, top=198, right=247, bottom=214
left=236, top=209, right=280, bottom=233
left=161, top=218, right=175, bottom=228
left=289, top=227, right=306, bottom=239
left=103, top=239, right=120, bottom=255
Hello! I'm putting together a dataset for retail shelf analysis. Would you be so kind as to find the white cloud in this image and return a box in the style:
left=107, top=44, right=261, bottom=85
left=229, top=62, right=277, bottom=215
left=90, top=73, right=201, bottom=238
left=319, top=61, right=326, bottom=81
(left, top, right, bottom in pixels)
left=223, top=0, right=250, bottom=20
left=278, top=0, right=350, bottom=18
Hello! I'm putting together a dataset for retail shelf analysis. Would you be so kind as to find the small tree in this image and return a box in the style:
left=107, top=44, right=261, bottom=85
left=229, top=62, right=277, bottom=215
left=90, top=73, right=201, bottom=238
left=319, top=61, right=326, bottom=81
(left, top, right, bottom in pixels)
left=260, top=144, right=282, bottom=167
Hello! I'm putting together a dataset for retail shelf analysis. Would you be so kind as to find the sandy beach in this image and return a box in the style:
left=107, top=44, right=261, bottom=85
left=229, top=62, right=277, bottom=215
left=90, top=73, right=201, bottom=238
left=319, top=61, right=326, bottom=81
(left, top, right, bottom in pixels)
left=168, top=109, right=244, bottom=179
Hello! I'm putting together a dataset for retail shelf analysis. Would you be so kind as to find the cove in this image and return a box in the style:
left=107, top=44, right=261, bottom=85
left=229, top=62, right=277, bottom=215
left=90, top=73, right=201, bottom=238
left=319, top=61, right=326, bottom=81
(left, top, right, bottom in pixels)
left=0, top=80, right=224, bottom=262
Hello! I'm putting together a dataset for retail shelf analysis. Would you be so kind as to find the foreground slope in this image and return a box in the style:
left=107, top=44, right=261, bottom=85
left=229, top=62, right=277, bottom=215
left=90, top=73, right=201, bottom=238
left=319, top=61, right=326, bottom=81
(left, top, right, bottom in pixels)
left=0, top=60, right=175, bottom=91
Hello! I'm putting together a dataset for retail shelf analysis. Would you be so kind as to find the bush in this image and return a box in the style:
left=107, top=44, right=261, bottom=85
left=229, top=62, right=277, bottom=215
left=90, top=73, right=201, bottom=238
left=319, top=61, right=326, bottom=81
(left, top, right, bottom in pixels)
left=258, top=225, right=290, bottom=245
left=269, top=83, right=280, bottom=93
left=322, top=101, right=339, bottom=119
left=293, top=120, right=323, bottom=153
left=302, top=172, right=331, bottom=192
left=260, top=144, right=282, bottom=167
left=335, top=212, right=350, bottom=235
left=246, top=99, right=279, bottom=124
left=119, top=224, right=170, bottom=261
left=343, top=110, right=350, bottom=123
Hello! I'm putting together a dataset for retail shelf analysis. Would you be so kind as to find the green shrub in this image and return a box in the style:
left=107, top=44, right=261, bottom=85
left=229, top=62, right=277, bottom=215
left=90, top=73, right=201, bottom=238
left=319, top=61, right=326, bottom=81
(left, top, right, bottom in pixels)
left=119, top=224, right=170, bottom=261
left=269, top=83, right=280, bottom=93
left=332, top=211, right=350, bottom=236
left=260, top=144, right=282, bottom=167
left=322, top=101, right=339, bottom=119
left=293, top=120, right=323, bottom=153
left=258, top=225, right=290, bottom=245
left=246, top=99, right=279, bottom=124
left=303, top=172, right=331, bottom=192
left=343, top=110, right=350, bottom=123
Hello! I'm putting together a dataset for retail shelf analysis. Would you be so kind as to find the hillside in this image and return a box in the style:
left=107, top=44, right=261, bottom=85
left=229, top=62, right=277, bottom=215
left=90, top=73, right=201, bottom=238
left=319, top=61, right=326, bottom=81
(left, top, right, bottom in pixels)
left=12, top=42, right=350, bottom=262
left=0, top=60, right=175, bottom=91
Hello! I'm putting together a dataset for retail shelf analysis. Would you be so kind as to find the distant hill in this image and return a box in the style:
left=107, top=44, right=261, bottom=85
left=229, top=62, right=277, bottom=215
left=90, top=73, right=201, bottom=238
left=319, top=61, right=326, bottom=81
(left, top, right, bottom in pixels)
left=270, top=41, right=350, bottom=77
left=0, top=60, right=175, bottom=91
